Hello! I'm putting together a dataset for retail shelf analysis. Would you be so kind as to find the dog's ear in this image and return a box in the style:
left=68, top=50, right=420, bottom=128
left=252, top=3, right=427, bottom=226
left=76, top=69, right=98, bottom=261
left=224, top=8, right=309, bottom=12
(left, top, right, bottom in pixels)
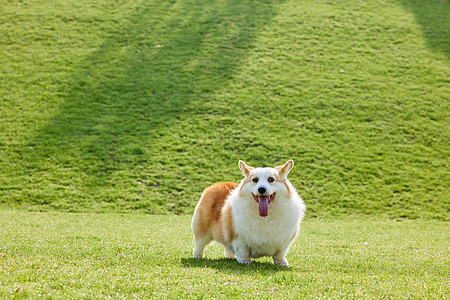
left=238, top=160, right=254, bottom=178
left=275, top=160, right=294, bottom=180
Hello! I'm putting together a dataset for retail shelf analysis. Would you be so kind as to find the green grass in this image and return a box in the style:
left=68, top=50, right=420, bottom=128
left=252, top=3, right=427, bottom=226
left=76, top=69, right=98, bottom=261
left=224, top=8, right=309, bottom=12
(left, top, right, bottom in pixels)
left=0, top=0, right=449, bottom=218
left=1, top=2, right=448, bottom=296
left=0, top=211, right=448, bottom=299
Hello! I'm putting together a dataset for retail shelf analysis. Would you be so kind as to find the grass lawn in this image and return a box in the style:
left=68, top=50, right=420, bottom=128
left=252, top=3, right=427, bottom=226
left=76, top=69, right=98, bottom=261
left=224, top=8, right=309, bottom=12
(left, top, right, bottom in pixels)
left=1, top=0, right=449, bottom=219
left=0, top=211, right=448, bottom=299
left=1, top=0, right=449, bottom=297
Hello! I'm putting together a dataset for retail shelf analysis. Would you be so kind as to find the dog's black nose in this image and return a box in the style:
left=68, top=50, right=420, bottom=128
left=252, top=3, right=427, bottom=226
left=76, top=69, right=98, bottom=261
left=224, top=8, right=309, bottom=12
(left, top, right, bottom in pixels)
left=258, top=186, right=267, bottom=194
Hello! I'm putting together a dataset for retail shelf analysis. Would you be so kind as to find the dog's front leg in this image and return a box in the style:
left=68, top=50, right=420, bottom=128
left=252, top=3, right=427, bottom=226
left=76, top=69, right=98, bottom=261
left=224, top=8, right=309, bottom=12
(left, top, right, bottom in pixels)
left=232, top=240, right=251, bottom=264
left=273, top=249, right=290, bottom=267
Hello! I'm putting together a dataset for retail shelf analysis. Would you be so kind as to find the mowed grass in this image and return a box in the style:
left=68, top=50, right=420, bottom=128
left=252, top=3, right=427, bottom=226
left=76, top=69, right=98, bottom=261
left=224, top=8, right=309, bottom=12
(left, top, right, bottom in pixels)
left=1, top=1, right=448, bottom=298
left=0, top=211, right=448, bottom=299
left=1, top=0, right=449, bottom=219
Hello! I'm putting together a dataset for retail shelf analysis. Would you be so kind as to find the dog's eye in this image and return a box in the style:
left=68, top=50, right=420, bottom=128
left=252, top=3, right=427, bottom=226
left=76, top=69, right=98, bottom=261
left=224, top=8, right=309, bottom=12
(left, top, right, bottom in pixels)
left=252, top=177, right=258, bottom=183
left=268, top=177, right=275, bottom=183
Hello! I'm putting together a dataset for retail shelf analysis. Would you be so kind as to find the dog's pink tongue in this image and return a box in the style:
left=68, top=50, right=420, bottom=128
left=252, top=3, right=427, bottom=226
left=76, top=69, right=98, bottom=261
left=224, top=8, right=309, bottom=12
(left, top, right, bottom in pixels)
left=258, top=196, right=269, bottom=217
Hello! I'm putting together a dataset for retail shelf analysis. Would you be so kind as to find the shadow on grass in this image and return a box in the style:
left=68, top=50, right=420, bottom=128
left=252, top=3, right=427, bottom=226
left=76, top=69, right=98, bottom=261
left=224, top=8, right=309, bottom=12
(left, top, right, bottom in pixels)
left=16, top=0, right=285, bottom=211
left=181, top=257, right=293, bottom=274
left=398, top=0, right=450, bottom=59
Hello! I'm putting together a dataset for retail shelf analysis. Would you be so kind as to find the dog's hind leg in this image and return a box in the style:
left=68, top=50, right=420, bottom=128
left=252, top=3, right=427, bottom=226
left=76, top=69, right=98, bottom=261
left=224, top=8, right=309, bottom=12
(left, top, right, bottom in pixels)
left=224, top=246, right=235, bottom=259
left=193, top=232, right=212, bottom=259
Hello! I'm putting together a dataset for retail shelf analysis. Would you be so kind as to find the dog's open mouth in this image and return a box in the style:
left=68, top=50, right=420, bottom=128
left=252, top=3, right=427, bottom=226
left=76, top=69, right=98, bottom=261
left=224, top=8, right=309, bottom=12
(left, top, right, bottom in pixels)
left=253, top=193, right=276, bottom=217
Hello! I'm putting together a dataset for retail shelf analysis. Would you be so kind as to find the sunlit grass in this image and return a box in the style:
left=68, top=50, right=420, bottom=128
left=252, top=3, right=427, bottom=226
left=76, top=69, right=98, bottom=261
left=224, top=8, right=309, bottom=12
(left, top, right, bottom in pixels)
left=0, top=211, right=448, bottom=298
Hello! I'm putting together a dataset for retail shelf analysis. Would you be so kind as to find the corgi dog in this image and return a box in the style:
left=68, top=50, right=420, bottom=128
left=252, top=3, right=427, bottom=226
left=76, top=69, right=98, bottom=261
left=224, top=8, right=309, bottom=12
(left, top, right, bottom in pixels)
left=191, top=160, right=306, bottom=266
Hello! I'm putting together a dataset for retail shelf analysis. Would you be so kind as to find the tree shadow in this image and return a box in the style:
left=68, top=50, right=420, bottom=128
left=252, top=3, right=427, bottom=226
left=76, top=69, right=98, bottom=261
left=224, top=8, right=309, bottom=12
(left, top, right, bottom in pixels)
left=181, top=257, right=293, bottom=274
left=398, top=0, right=449, bottom=59
left=17, top=0, right=285, bottom=210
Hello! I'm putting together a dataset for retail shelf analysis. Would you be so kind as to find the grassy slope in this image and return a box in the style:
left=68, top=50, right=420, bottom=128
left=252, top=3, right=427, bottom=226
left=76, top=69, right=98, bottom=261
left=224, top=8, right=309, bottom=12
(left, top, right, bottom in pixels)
left=1, top=0, right=449, bottom=219
left=0, top=211, right=448, bottom=299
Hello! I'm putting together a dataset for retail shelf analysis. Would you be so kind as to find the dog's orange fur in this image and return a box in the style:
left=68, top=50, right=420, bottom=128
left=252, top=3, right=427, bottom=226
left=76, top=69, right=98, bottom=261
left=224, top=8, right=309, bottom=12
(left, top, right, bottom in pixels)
left=192, top=182, right=239, bottom=244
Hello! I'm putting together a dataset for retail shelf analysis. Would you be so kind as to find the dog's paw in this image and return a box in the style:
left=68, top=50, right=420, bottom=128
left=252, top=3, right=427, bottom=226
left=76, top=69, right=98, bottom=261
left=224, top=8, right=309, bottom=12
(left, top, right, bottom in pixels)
left=193, top=249, right=204, bottom=259
left=236, top=257, right=251, bottom=264
left=274, top=258, right=290, bottom=267
left=224, top=248, right=235, bottom=259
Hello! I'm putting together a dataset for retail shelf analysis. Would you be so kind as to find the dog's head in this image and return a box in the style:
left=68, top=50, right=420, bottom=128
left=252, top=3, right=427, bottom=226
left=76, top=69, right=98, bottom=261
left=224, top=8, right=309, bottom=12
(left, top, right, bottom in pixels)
left=238, top=160, right=294, bottom=217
